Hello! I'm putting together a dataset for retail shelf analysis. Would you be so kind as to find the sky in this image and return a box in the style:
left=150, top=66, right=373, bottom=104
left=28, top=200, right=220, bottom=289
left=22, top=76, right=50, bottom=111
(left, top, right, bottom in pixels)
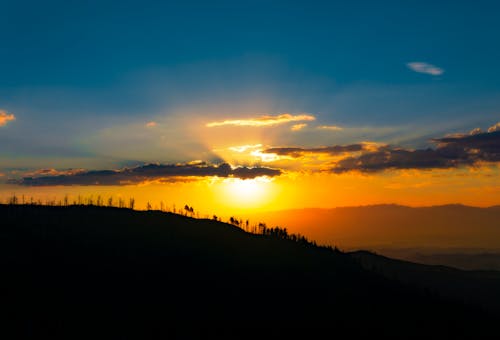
left=1, top=0, right=500, bottom=215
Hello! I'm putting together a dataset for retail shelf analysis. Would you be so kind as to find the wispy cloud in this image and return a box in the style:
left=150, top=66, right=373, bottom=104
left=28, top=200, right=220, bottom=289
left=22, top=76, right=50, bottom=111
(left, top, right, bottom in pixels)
left=0, top=110, right=15, bottom=127
left=317, top=125, right=343, bottom=131
left=228, top=144, right=263, bottom=153
left=23, top=168, right=86, bottom=177
left=146, top=121, right=157, bottom=127
left=291, top=123, right=307, bottom=131
left=206, top=113, right=315, bottom=127
left=11, top=162, right=282, bottom=186
left=406, top=62, right=444, bottom=76
left=263, top=144, right=370, bottom=158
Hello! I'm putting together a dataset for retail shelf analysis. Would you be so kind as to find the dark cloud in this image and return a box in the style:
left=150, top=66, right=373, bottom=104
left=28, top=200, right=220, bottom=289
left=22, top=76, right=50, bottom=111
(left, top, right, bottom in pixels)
left=332, top=129, right=500, bottom=173
left=263, top=144, right=366, bottom=157
left=263, top=123, right=500, bottom=173
left=11, top=162, right=282, bottom=186
left=432, top=130, right=500, bottom=160
left=332, top=146, right=472, bottom=173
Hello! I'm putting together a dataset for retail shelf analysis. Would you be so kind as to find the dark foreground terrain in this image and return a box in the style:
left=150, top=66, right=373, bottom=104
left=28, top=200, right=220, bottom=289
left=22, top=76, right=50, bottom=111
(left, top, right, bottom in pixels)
left=1, top=205, right=498, bottom=339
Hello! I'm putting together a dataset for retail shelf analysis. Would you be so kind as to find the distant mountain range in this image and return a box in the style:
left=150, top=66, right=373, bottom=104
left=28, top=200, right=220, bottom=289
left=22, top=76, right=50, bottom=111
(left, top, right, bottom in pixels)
left=1, top=204, right=498, bottom=339
left=249, top=204, right=500, bottom=269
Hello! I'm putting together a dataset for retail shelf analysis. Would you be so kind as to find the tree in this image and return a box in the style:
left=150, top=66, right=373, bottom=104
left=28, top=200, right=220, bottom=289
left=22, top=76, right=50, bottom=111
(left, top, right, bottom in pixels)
left=258, top=222, right=267, bottom=235
left=8, top=194, right=18, bottom=205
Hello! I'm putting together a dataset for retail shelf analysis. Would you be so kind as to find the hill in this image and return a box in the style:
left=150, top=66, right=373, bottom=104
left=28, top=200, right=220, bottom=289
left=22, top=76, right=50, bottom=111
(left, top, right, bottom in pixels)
left=1, top=205, right=497, bottom=339
left=248, top=204, right=500, bottom=269
left=350, top=250, right=500, bottom=315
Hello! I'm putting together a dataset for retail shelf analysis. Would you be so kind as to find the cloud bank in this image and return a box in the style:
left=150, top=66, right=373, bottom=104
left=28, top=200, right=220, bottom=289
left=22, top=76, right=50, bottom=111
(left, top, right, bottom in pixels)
left=0, top=110, right=15, bottom=127
left=333, top=127, right=500, bottom=173
left=206, top=113, right=315, bottom=127
left=407, top=62, right=444, bottom=76
left=12, top=162, right=282, bottom=186
left=264, top=122, right=500, bottom=173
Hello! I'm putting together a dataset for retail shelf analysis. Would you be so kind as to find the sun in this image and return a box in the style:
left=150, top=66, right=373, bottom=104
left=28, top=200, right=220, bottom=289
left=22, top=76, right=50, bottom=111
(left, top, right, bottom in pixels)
left=220, top=177, right=273, bottom=209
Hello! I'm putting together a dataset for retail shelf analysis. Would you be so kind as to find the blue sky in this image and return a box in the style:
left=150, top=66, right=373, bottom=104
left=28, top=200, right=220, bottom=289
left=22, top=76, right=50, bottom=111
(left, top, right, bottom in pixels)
left=1, top=0, right=500, bottom=170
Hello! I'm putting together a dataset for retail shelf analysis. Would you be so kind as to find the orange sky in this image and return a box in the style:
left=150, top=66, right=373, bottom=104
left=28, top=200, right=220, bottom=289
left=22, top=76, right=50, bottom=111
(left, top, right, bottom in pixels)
left=2, top=165, right=499, bottom=219
left=2, top=112, right=500, bottom=219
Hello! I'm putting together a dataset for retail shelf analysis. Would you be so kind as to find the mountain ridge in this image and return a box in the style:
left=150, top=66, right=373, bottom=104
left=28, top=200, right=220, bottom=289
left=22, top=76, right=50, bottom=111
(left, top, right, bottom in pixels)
left=1, top=204, right=497, bottom=339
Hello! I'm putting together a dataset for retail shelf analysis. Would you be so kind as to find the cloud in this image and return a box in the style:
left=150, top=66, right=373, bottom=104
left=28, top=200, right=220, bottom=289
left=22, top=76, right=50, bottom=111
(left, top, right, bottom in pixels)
left=263, top=144, right=370, bottom=158
left=332, top=125, right=500, bottom=173
left=206, top=113, right=315, bottom=127
left=263, top=122, right=500, bottom=173
left=228, top=144, right=263, bottom=153
left=11, top=162, right=282, bottom=186
left=406, top=62, right=444, bottom=76
left=332, top=147, right=468, bottom=173
left=291, top=123, right=307, bottom=131
left=23, top=168, right=86, bottom=177
left=0, top=110, right=15, bottom=127
left=488, top=122, right=500, bottom=133
left=146, top=121, right=157, bottom=127
left=317, top=125, right=343, bottom=131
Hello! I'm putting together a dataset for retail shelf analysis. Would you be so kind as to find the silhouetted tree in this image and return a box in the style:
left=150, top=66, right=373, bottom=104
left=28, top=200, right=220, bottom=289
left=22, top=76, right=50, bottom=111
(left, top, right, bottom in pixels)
left=8, top=194, right=18, bottom=205
left=258, top=222, right=267, bottom=235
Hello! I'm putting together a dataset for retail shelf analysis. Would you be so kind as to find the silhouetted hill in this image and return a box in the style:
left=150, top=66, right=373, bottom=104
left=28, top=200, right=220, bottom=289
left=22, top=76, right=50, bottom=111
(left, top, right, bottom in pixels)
left=249, top=204, right=500, bottom=269
left=350, top=250, right=500, bottom=315
left=1, top=205, right=497, bottom=339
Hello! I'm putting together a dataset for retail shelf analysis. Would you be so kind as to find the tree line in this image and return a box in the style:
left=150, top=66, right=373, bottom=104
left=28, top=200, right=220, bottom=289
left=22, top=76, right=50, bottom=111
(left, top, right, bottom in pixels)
left=2, top=193, right=339, bottom=251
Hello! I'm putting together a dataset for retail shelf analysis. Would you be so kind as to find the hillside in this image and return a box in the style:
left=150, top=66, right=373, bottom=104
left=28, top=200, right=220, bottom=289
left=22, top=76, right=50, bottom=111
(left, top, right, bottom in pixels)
left=249, top=205, right=500, bottom=269
left=1, top=205, right=497, bottom=339
left=350, top=250, right=500, bottom=315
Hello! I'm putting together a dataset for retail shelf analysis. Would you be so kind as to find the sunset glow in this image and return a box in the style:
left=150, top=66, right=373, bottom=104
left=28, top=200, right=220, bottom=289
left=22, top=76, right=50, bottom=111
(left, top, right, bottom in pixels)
left=220, top=177, right=274, bottom=208
left=1, top=0, right=499, bottom=245
left=5, top=2, right=500, bottom=336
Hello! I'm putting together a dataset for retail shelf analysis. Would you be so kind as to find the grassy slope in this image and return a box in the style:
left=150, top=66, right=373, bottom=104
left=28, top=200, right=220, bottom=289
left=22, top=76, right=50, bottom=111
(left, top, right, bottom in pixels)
left=1, top=205, right=497, bottom=339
